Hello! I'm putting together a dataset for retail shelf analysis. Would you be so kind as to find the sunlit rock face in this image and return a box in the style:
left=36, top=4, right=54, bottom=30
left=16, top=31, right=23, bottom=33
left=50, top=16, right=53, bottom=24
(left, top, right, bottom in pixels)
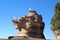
left=12, top=9, right=45, bottom=39
left=51, top=3, right=60, bottom=40
left=8, top=36, right=46, bottom=40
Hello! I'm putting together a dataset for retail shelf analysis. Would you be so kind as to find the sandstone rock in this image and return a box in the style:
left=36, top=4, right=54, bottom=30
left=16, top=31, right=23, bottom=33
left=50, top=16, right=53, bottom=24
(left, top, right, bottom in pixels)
left=12, top=9, right=45, bottom=39
left=8, top=36, right=46, bottom=40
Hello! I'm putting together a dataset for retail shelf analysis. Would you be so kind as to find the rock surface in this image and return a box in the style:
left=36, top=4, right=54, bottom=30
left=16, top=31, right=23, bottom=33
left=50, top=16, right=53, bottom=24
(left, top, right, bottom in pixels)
left=8, top=36, right=45, bottom=40
left=12, top=9, right=45, bottom=39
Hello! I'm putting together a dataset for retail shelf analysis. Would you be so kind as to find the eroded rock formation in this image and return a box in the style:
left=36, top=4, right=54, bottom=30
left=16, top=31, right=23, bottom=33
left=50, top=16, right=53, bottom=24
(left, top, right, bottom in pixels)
left=11, top=9, right=45, bottom=40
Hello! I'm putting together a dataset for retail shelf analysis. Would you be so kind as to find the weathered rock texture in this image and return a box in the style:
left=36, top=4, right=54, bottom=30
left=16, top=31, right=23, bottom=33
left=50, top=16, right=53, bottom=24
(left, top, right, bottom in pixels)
left=11, top=9, right=45, bottom=40
left=0, top=38, right=8, bottom=40
left=51, top=2, right=60, bottom=40
left=8, top=36, right=46, bottom=40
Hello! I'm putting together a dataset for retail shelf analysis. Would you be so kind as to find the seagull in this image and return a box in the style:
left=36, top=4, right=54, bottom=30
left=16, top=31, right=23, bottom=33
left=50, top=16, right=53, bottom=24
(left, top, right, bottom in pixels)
left=29, top=8, right=32, bottom=11
left=13, top=16, right=16, bottom=19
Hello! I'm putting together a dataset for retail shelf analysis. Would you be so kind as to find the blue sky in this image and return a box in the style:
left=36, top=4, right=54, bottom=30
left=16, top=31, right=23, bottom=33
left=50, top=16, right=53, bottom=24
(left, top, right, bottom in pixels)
left=0, top=0, right=60, bottom=39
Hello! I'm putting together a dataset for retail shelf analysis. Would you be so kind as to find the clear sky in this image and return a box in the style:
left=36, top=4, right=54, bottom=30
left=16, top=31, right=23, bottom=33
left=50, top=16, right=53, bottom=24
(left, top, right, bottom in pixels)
left=0, top=0, right=60, bottom=40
